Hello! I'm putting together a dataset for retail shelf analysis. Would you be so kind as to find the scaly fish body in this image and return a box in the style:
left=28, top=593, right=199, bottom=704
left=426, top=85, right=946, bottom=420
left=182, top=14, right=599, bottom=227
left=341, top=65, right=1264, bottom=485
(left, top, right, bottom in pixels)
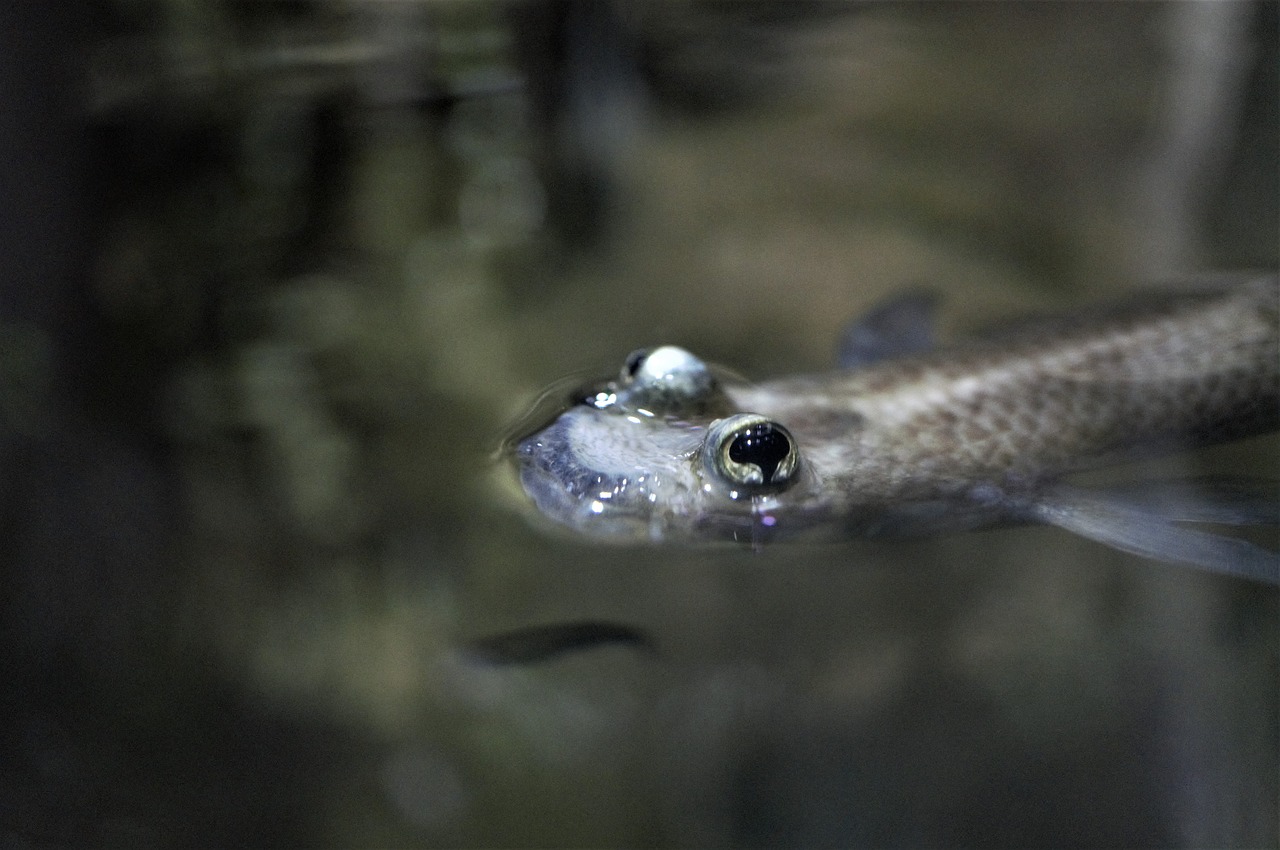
left=736, top=279, right=1278, bottom=504
left=511, top=276, right=1279, bottom=581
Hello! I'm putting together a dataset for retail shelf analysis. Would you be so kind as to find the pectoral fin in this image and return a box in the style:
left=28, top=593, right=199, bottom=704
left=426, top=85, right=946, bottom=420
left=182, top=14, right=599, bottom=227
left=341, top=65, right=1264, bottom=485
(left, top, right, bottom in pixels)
left=838, top=288, right=939, bottom=368
left=1029, top=479, right=1280, bottom=585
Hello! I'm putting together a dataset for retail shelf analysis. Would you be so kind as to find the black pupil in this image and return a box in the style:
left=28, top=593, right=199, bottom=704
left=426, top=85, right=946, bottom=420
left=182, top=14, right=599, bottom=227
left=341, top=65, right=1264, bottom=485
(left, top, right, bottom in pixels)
left=624, top=351, right=647, bottom=377
left=727, top=424, right=790, bottom=484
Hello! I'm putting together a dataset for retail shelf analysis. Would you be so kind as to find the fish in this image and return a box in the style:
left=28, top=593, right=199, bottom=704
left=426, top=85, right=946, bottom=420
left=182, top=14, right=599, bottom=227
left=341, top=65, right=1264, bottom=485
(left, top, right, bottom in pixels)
left=460, top=621, right=657, bottom=665
left=507, top=275, right=1280, bottom=585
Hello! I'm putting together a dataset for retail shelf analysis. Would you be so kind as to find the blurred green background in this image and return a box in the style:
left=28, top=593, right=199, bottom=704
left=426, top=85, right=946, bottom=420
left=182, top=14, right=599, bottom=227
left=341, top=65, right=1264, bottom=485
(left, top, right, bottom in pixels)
left=2, top=2, right=1276, bottom=846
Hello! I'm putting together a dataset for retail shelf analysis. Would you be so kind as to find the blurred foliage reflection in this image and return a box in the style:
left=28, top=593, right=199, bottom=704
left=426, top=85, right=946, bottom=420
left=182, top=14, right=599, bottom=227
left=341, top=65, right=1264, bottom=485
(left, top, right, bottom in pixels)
left=2, top=1, right=1277, bottom=847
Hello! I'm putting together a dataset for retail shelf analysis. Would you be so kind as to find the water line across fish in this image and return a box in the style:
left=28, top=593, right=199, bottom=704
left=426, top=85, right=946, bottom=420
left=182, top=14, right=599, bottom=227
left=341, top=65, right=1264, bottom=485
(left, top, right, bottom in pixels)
left=508, top=275, right=1280, bottom=584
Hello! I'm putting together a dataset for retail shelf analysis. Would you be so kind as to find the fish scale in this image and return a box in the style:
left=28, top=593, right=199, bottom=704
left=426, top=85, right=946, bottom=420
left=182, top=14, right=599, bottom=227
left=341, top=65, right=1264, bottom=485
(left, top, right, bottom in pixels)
left=742, top=278, right=1278, bottom=503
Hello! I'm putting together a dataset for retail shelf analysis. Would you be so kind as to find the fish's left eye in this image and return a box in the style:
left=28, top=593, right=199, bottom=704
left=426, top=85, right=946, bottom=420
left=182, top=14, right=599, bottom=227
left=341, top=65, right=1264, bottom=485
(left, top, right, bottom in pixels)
left=702, top=414, right=798, bottom=493
left=617, top=345, right=720, bottom=413
left=623, top=349, right=648, bottom=378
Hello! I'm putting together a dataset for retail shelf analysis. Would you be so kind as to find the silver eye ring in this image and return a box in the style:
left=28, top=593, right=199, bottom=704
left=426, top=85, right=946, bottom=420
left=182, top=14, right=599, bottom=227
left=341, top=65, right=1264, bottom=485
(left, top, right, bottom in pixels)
left=702, top=413, right=798, bottom=494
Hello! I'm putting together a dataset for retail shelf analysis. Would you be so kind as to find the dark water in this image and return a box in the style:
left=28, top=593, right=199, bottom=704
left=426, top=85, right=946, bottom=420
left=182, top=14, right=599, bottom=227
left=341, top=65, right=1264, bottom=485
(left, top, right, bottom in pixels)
left=2, top=2, right=1277, bottom=847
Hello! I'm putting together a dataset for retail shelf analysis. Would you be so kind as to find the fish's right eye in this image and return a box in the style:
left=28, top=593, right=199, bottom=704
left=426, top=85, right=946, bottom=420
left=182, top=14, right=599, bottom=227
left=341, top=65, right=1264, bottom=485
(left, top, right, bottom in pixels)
left=701, top=414, right=799, bottom=495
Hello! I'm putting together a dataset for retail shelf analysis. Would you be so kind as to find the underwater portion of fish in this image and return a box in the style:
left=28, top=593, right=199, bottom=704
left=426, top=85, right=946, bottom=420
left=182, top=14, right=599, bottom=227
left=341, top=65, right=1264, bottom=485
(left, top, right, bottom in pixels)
left=511, top=275, right=1280, bottom=584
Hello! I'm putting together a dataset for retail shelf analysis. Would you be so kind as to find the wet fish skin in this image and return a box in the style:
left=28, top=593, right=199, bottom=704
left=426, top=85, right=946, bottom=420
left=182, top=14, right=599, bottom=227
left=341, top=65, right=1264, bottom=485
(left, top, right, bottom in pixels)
left=511, top=275, right=1279, bottom=581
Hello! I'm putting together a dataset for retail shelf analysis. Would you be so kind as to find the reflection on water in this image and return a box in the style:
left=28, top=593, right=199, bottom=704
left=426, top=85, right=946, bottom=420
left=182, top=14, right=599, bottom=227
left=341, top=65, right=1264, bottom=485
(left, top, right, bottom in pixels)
left=2, top=2, right=1276, bottom=847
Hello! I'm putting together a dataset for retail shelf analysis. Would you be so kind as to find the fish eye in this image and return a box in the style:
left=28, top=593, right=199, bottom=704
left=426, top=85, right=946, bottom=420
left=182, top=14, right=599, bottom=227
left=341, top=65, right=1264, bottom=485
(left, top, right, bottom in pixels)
left=702, top=414, right=798, bottom=493
left=617, top=345, right=719, bottom=412
left=623, top=349, right=648, bottom=378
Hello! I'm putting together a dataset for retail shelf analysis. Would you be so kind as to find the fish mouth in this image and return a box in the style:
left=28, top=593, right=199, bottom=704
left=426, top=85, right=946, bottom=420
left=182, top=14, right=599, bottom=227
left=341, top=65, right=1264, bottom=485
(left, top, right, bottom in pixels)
left=513, top=419, right=658, bottom=540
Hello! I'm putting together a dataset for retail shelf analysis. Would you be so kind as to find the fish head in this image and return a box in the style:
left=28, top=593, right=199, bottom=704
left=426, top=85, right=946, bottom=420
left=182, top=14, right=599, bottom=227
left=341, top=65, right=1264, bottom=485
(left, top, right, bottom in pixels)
left=507, top=347, right=820, bottom=543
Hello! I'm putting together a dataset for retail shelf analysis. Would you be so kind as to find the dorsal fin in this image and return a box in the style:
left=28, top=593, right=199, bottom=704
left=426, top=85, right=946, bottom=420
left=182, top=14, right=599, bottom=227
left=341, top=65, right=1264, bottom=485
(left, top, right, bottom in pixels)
left=837, top=288, right=939, bottom=368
